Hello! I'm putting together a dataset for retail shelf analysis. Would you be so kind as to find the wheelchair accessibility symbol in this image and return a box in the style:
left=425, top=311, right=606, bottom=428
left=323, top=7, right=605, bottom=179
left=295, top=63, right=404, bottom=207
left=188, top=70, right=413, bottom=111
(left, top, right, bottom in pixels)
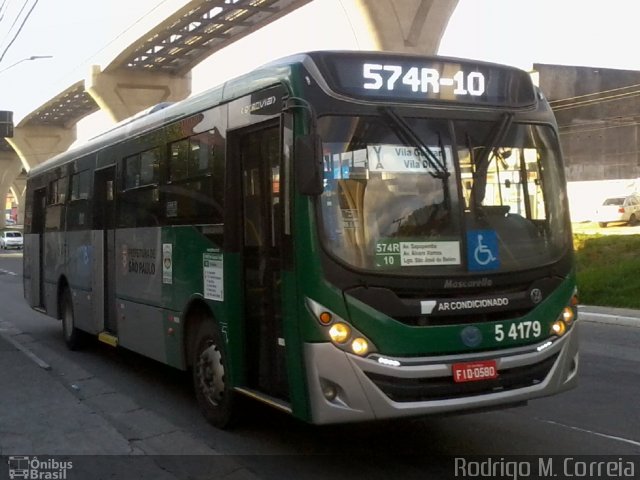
left=467, top=230, right=499, bottom=271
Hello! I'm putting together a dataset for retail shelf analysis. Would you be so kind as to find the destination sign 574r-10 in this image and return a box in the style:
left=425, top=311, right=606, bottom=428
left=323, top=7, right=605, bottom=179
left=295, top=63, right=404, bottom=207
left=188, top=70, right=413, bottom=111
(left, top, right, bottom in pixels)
left=316, top=52, right=537, bottom=107
left=363, top=63, right=486, bottom=97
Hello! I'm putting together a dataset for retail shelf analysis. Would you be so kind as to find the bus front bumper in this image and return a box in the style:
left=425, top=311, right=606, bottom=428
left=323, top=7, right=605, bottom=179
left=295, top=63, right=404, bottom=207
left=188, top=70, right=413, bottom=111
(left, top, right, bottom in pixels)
left=303, top=323, right=579, bottom=424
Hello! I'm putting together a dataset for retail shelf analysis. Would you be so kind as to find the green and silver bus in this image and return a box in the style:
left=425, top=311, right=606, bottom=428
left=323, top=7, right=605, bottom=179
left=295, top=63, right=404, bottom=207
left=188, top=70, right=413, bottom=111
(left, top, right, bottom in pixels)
left=23, top=51, right=579, bottom=427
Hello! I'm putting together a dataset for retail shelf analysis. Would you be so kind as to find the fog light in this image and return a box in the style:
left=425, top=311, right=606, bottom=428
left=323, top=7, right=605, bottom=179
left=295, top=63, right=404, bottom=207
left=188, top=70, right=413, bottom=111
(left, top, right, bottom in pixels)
left=329, top=323, right=351, bottom=344
left=322, top=383, right=338, bottom=401
left=319, top=311, right=333, bottom=325
left=351, top=337, right=369, bottom=356
left=562, top=307, right=575, bottom=324
left=551, top=320, right=566, bottom=336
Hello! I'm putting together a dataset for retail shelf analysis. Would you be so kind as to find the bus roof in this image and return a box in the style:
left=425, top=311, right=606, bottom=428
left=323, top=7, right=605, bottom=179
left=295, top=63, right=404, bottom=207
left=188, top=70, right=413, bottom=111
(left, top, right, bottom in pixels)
left=29, top=50, right=537, bottom=177
left=29, top=58, right=299, bottom=177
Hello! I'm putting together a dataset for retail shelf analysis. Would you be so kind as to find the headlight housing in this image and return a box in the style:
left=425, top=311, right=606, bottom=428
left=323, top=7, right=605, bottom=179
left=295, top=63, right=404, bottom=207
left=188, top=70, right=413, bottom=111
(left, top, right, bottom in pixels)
left=306, top=298, right=377, bottom=356
left=551, top=289, right=578, bottom=338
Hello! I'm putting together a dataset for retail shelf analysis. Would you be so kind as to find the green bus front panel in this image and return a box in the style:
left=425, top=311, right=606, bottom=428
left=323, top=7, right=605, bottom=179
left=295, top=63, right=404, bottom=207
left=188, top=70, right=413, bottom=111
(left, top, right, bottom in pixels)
left=343, top=275, right=576, bottom=357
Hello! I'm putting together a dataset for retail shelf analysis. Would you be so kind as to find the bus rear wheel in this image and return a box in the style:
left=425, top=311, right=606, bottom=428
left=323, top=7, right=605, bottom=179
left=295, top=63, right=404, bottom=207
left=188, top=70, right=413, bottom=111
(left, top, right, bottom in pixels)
left=192, top=321, right=237, bottom=429
left=61, top=289, right=85, bottom=350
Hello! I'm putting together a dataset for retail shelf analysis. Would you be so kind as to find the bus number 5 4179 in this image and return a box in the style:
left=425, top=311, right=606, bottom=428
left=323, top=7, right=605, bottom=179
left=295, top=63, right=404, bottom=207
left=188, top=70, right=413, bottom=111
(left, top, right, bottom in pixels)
left=495, top=321, right=542, bottom=342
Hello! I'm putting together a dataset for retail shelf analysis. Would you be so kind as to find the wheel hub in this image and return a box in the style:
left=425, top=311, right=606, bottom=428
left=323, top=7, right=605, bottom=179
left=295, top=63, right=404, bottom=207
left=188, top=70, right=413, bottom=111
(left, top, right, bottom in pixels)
left=197, top=342, right=225, bottom=406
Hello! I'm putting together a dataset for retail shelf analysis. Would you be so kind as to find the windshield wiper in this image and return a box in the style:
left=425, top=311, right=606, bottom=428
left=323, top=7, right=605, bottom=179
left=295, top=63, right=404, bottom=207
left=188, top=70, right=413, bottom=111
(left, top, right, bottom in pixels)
left=379, top=107, right=449, bottom=179
left=471, top=112, right=514, bottom=209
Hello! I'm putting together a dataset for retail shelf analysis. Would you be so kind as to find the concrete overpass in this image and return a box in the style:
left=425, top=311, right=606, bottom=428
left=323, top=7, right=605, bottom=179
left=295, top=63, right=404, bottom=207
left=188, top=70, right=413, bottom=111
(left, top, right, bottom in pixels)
left=1, top=0, right=458, bottom=227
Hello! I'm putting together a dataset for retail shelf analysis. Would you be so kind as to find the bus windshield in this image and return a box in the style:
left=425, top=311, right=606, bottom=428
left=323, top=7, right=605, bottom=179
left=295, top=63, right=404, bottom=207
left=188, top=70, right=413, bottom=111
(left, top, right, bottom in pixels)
left=318, top=115, right=571, bottom=274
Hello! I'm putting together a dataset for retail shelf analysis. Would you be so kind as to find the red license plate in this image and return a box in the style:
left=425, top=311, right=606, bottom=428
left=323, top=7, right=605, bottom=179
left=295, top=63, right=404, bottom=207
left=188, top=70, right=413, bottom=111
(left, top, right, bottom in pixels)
left=452, top=360, right=498, bottom=383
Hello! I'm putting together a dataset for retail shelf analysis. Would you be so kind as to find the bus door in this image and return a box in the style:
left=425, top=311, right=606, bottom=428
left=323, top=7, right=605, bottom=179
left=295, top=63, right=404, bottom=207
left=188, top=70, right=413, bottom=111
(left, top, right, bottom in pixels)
left=93, top=166, right=117, bottom=334
left=236, top=122, right=288, bottom=400
left=31, top=187, right=46, bottom=308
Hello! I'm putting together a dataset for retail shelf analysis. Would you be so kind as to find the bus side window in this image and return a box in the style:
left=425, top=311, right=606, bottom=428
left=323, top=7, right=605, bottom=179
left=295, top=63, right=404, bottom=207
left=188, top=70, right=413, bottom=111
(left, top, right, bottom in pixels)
left=118, top=148, right=162, bottom=228
left=45, top=176, right=68, bottom=231
left=67, top=171, right=91, bottom=229
left=164, top=131, right=225, bottom=226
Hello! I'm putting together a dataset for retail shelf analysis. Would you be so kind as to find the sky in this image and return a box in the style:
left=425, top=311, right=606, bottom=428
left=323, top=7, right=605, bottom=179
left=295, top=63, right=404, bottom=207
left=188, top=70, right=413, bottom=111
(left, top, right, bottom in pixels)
left=2, top=0, right=640, bottom=141
left=438, top=0, right=640, bottom=71
left=0, top=0, right=185, bottom=120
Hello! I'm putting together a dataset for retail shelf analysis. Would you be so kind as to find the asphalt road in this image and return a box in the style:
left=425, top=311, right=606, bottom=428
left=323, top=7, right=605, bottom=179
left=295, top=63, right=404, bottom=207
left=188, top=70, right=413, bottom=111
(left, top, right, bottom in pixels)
left=1, top=251, right=638, bottom=478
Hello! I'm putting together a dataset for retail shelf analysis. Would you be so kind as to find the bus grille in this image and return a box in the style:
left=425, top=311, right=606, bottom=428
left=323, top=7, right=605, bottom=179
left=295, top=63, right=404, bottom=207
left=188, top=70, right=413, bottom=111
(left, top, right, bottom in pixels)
left=364, top=354, right=558, bottom=402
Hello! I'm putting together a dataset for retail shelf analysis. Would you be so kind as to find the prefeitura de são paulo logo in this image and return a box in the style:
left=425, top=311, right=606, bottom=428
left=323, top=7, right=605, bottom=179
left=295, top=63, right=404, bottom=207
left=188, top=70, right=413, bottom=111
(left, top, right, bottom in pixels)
left=7, top=456, right=72, bottom=480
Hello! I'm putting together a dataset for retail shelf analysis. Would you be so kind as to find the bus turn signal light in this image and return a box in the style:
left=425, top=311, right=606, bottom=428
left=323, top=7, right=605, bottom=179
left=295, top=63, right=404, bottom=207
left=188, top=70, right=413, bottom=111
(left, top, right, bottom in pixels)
left=319, top=311, right=333, bottom=325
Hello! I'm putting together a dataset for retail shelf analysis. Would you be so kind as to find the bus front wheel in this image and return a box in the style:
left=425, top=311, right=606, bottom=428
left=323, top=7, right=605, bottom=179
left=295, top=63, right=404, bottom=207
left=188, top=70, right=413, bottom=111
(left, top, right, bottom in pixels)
left=61, top=289, right=85, bottom=350
left=192, top=321, right=237, bottom=429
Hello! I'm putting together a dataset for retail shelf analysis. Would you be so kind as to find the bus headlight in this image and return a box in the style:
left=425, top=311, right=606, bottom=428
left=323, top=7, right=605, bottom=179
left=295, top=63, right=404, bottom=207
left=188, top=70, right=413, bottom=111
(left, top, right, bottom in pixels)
left=562, top=306, right=575, bottom=325
left=551, top=320, right=567, bottom=336
left=351, top=337, right=369, bottom=356
left=329, top=323, right=351, bottom=344
left=306, top=297, right=377, bottom=355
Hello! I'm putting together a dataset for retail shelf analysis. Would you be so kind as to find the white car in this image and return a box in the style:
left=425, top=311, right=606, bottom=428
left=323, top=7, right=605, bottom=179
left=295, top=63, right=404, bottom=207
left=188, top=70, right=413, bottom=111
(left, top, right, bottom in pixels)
left=595, top=195, right=640, bottom=227
left=0, top=230, right=23, bottom=249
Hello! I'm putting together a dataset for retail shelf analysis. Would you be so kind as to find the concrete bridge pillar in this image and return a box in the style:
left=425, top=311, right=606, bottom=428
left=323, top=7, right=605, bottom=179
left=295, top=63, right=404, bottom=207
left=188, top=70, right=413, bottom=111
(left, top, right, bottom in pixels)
left=12, top=175, right=26, bottom=226
left=341, top=0, right=458, bottom=54
left=7, top=125, right=77, bottom=172
left=87, top=65, right=192, bottom=122
left=0, top=152, right=22, bottom=229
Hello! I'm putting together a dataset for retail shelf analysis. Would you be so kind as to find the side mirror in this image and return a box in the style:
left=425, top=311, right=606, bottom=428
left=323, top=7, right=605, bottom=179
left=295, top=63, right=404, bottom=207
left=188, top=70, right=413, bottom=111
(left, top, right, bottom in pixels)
left=295, top=134, right=323, bottom=196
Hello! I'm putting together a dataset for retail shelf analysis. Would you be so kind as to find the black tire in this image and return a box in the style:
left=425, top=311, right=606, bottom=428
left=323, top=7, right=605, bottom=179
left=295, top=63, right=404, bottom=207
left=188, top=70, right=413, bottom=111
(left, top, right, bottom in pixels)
left=61, top=289, right=85, bottom=350
left=629, top=214, right=637, bottom=226
left=598, top=222, right=607, bottom=228
left=192, top=321, right=237, bottom=429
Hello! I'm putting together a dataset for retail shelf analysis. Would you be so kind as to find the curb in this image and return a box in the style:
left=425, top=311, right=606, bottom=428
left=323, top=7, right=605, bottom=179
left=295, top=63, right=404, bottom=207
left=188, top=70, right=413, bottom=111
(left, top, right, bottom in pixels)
left=578, top=306, right=640, bottom=328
